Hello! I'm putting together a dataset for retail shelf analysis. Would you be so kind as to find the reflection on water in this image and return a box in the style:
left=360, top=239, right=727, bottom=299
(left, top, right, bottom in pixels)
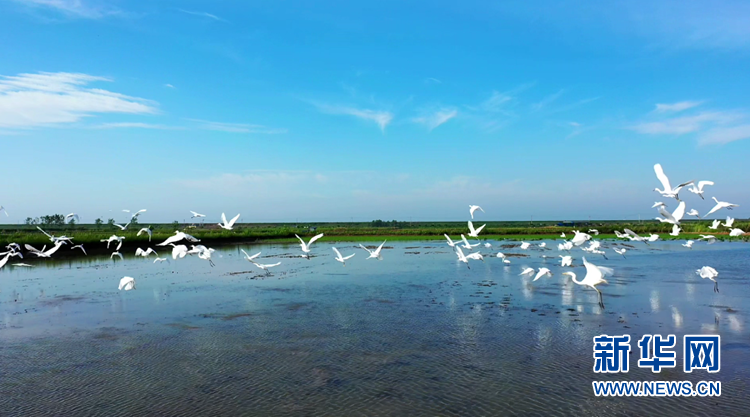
left=0, top=241, right=749, bottom=415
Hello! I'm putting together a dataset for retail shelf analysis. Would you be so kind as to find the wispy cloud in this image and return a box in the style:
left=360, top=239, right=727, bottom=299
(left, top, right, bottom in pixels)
left=15, top=0, right=122, bottom=19
left=164, top=84, right=175, bottom=89
left=630, top=111, right=743, bottom=135
left=654, top=101, right=703, bottom=113
left=412, top=107, right=458, bottom=131
left=312, top=103, right=393, bottom=132
left=0, top=72, right=157, bottom=129
left=532, top=89, right=565, bottom=111
left=699, top=124, right=750, bottom=145
left=178, top=9, right=225, bottom=22
left=91, top=122, right=184, bottom=130
left=424, top=77, right=442, bottom=85
left=187, top=119, right=287, bottom=134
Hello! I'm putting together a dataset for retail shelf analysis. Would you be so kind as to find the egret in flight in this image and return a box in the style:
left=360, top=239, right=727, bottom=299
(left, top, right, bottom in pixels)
left=444, top=234, right=457, bottom=247
left=252, top=260, right=281, bottom=275
left=171, top=244, right=188, bottom=259
left=113, top=222, right=130, bottom=231
left=240, top=249, right=262, bottom=262
left=295, top=233, right=324, bottom=258
left=156, top=231, right=200, bottom=246
left=588, top=229, right=600, bottom=236
left=533, top=268, right=552, bottom=282
left=460, top=234, right=480, bottom=250
left=687, top=209, right=700, bottom=218
left=332, top=247, right=355, bottom=266
left=101, top=235, right=126, bottom=250
left=656, top=201, right=686, bottom=225
left=704, top=197, right=739, bottom=218
left=520, top=242, right=531, bottom=250
left=652, top=202, right=666, bottom=209
left=683, top=240, right=694, bottom=249
left=614, top=248, right=627, bottom=258
left=469, top=205, right=484, bottom=219
left=137, top=228, right=152, bottom=241
left=455, top=246, right=471, bottom=268
left=653, top=163, right=693, bottom=201
left=218, top=213, right=241, bottom=230
left=118, top=276, right=136, bottom=291
left=708, top=219, right=721, bottom=230
left=135, top=247, right=158, bottom=258
left=723, top=216, right=735, bottom=228
left=65, top=213, right=79, bottom=223
left=563, top=257, right=613, bottom=309
left=190, top=211, right=206, bottom=218
left=110, top=251, right=123, bottom=261
left=687, top=181, right=714, bottom=200
left=699, top=235, right=717, bottom=244
left=571, top=230, right=592, bottom=246
left=729, top=228, right=745, bottom=237
left=359, top=240, right=387, bottom=260
left=71, top=244, right=87, bottom=255
left=560, top=255, right=572, bottom=267
left=25, top=242, right=64, bottom=258
left=696, top=266, right=719, bottom=292
left=669, top=224, right=681, bottom=237
left=519, top=267, right=534, bottom=276
left=0, top=205, right=7, bottom=216
left=467, top=221, right=485, bottom=238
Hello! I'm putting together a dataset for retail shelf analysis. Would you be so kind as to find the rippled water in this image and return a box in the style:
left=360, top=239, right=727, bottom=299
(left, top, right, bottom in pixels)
left=1, top=240, right=749, bottom=416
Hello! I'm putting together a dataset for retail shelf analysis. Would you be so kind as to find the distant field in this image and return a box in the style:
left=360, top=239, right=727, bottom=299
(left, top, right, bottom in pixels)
left=1, top=219, right=747, bottom=248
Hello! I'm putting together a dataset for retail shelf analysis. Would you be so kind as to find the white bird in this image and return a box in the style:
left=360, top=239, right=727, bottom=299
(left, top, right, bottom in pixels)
left=444, top=234, right=457, bottom=247
left=653, top=163, right=693, bottom=201
left=113, top=222, right=130, bottom=231
left=71, top=244, right=87, bottom=255
left=657, top=200, right=686, bottom=225
left=588, top=229, right=599, bottom=236
left=729, top=228, right=745, bottom=237
left=195, top=246, right=216, bottom=266
left=118, top=276, right=136, bottom=291
left=558, top=241, right=573, bottom=251
left=156, top=231, right=200, bottom=246
left=153, top=257, right=168, bottom=263
left=708, top=219, right=721, bottom=230
left=614, top=248, right=627, bottom=258
left=623, top=229, right=649, bottom=244
left=0, top=253, right=12, bottom=270
left=571, top=230, right=592, bottom=246
left=137, top=228, right=152, bottom=242
left=129, top=209, right=147, bottom=220
left=25, top=242, right=64, bottom=258
left=687, top=181, right=714, bottom=200
left=465, top=252, right=484, bottom=262
left=252, top=260, right=281, bottom=275
left=190, top=211, right=206, bottom=218
left=460, top=234, right=480, bottom=250
left=699, top=235, right=717, bottom=244
left=538, top=242, right=547, bottom=248
left=469, top=205, right=484, bottom=219
left=0, top=205, right=7, bottom=216
left=36, top=226, right=73, bottom=245
left=563, top=257, right=613, bottom=309
left=101, top=235, right=126, bottom=250
left=696, top=266, right=719, bottom=292
left=240, top=249, right=262, bottom=262
left=687, top=209, right=700, bottom=218
left=652, top=202, right=666, bottom=209
left=65, top=213, right=79, bottom=223
left=484, top=242, right=492, bottom=248
left=520, top=242, right=531, bottom=250
left=704, top=197, right=739, bottom=218
left=171, top=244, right=188, bottom=259
left=295, top=233, right=325, bottom=257
left=332, top=247, right=355, bottom=266
left=669, top=224, right=681, bottom=237
left=533, top=268, right=552, bottom=282
left=135, top=247, right=158, bottom=258
left=467, top=220, right=485, bottom=238
left=683, top=240, right=694, bottom=249
left=723, top=216, right=735, bottom=228
left=12, top=263, right=33, bottom=267
left=496, top=252, right=506, bottom=259
left=560, top=255, right=572, bottom=267
left=647, top=234, right=660, bottom=242
left=218, top=213, right=241, bottom=230
left=5, top=243, right=20, bottom=252
left=519, top=267, right=534, bottom=276
left=560, top=232, right=566, bottom=238
left=359, top=240, right=387, bottom=260
left=455, top=246, right=471, bottom=268
left=110, top=251, right=123, bottom=260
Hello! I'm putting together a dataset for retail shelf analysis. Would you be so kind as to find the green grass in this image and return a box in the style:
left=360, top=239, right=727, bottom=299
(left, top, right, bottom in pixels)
left=2, top=219, right=747, bottom=247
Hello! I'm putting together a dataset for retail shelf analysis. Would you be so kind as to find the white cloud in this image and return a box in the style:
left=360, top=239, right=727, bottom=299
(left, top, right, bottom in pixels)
left=91, top=122, right=184, bottom=130
left=187, top=119, right=287, bottom=134
left=654, top=101, right=703, bottom=113
left=15, top=0, right=122, bottom=18
left=630, top=111, right=743, bottom=135
left=424, top=77, right=442, bottom=84
left=532, top=89, right=565, bottom=111
left=313, top=103, right=393, bottom=132
left=178, top=9, right=225, bottom=22
left=412, top=108, right=458, bottom=131
left=164, top=84, right=175, bottom=89
left=0, top=72, right=157, bottom=129
left=699, top=124, right=750, bottom=145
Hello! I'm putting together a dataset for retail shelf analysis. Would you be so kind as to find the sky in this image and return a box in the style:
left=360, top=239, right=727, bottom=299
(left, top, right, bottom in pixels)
left=1, top=0, right=749, bottom=224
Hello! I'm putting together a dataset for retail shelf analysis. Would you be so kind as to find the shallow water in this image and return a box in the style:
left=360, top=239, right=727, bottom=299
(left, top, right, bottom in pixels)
left=1, top=240, right=749, bottom=416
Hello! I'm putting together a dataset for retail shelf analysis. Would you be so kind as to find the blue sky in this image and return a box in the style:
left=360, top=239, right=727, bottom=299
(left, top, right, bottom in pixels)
left=1, top=0, right=749, bottom=223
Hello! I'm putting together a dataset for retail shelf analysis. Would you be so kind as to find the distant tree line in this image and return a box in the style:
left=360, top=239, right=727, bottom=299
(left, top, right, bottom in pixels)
left=370, top=219, right=408, bottom=228
left=25, top=214, right=66, bottom=225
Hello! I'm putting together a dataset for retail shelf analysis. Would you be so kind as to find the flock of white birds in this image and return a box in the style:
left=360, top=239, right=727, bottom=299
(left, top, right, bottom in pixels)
left=0, top=163, right=744, bottom=309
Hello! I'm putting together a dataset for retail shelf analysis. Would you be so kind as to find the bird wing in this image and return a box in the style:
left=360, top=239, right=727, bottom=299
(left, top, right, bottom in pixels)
left=461, top=234, right=470, bottom=246
left=653, top=163, right=672, bottom=191
left=294, top=234, right=306, bottom=248
left=24, top=244, right=42, bottom=254
left=623, top=229, right=639, bottom=238
left=227, top=213, right=241, bottom=227
left=183, top=233, right=200, bottom=242
left=455, top=246, right=465, bottom=258
left=131, top=209, right=147, bottom=219
left=703, top=203, right=722, bottom=218
left=468, top=221, right=476, bottom=234
left=308, top=233, right=325, bottom=245
left=672, top=201, right=686, bottom=222
left=332, top=247, right=343, bottom=259
left=221, top=212, right=228, bottom=225
left=474, top=223, right=486, bottom=234
left=698, top=180, right=714, bottom=191
left=267, top=262, right=281, bottom=268
left=597, top=266, right=615, bottom=277
left=376, top=240, right=387, bottom=253
left=444, top=234, right=454, bottom=245
left=359, top=244, right=374, bottom=254
left=36, top=226, right=53, bottom=239
left=135, top=248, right=144, bottom=256
left=343, top=253, right=355, bottom=260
